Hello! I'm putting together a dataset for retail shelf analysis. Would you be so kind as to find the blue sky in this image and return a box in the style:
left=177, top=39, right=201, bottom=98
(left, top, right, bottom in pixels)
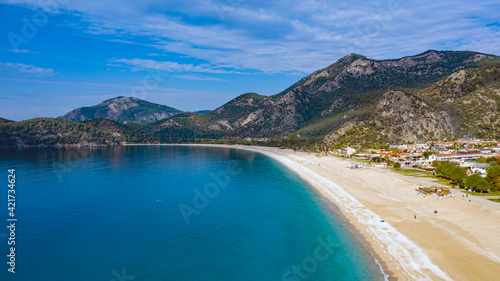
left=1, top=0, right=499, bottom=120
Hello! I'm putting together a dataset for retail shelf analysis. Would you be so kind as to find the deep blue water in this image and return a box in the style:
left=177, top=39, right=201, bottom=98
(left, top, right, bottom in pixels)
left=0, top=145, right=384, bottom=281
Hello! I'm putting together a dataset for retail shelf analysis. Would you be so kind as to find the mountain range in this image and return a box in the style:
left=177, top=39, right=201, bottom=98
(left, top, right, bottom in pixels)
left=1, top=50, right=499, bottom=147
left=146, top=50, right=500, bottom=143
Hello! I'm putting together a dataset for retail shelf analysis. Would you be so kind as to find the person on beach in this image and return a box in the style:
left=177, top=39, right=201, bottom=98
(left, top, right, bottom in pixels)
left=414, top=215, right=416, bottom=219
left=434, top=210, right=437, bottom=214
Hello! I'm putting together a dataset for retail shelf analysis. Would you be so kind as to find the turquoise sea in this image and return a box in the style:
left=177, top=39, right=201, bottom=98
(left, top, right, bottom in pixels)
left=0, top=145, right=385, bottom=280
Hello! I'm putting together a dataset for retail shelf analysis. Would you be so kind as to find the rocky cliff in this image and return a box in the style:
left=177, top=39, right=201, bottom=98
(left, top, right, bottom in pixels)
left=324, top=63, right=500, bottom=145
left=323, top=91, right=456, bottom=146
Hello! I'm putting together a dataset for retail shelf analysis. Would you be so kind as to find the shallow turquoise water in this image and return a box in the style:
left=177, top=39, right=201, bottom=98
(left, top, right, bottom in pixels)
left=0, top=145, right=384, bottom=280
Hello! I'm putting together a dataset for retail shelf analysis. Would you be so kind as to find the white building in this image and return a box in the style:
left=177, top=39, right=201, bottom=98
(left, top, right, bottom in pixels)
left=343, top=147, right=356, bottom=156
left=428, top=152, right=483, bottom=162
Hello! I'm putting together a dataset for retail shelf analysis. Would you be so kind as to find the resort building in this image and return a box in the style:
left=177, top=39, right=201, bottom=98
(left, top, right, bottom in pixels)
left=428, top=151, right=483, bottom=162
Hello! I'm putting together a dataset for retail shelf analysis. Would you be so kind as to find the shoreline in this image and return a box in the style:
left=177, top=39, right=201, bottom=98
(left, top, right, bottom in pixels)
left=312, top=175, right=393, bottom=280
left=130, top=144, right=500, bottom=280
left=244, top=146, right=451, bottom=280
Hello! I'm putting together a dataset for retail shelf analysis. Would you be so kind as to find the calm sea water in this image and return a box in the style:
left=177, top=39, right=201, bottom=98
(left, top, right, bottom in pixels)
left=0, top=145, right=384, bottom=281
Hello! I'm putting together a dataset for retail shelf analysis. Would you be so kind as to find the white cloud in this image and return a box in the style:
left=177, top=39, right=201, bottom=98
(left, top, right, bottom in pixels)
left=172, top=74, right=228, bottom=82
left=2, top=0, right=500, bottom=73
left=3, top=49, right=38, bottom=54
left=1, top=62, right=54, bottom=76
left=109, top=58, right=237, bottom=74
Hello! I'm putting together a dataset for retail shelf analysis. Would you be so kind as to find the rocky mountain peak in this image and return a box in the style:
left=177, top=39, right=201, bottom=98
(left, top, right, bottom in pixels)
left=100, top=97, right=140, bottom=112
left=59, top=96, right=182, bottom=123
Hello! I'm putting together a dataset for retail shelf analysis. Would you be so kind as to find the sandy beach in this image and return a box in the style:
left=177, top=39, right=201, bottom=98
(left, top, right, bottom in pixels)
left=216, top=145, right=500, bottom=281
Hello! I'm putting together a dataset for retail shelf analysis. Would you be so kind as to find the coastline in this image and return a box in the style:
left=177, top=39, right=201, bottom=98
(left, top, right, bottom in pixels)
left=236, top=145, right=451, bottom=281
left=130, top=144, right=500, bottom=280
left=309, top=172, right=394, bottom=280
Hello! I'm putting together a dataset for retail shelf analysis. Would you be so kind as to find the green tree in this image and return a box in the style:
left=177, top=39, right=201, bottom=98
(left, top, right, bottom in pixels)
left=486, top=165, right=500, bottom=191
left=435, top=163, right=444, bottom=174
left=486, top=156, right=500, bottom=166
left=449, top=166, right=466, bottom=184
left=436, top=162, right=456, bottom=179
left=475, top=178, right=490, bottom=193
left=476, top=157, right=487, bottom=163
left=465, top=174, right=491, bottom=193
left=393, top=162, right=401, bottom=169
